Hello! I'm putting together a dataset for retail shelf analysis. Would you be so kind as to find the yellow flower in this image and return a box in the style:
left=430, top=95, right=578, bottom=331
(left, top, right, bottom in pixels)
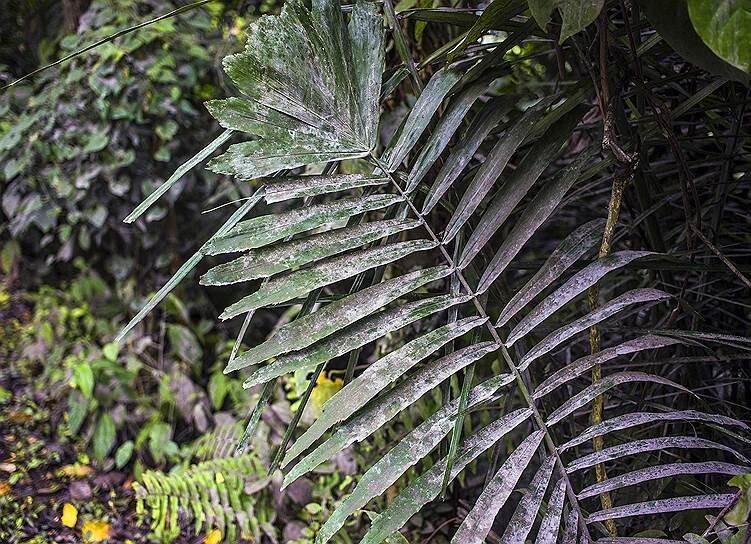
left=204, top=529, right=222, bottom=544
left=310, top=372, right=343, bottom=415
left=61, top=503, right=78, bottom=528
left=82, top=519, right=111, bottom=542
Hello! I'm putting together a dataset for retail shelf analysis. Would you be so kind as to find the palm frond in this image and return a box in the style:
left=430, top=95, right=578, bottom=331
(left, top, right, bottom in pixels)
left=120, top=0, right=751, bottom=541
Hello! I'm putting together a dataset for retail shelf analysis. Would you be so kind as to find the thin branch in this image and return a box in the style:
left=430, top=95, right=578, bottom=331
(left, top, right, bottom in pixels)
left=2, top=0, right=218, bottom=90
left=691, top=226, right=751, bottom=290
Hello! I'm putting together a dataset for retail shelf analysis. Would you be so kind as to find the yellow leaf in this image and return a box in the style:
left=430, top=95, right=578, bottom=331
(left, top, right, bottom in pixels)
left=203, top=529, right=222, bottom=544
left=61, top=503, right=78, bottom=528
left=0, top=481, right=10, bottom=497
left=310, top=372, right=343, bottom=416
left=59, top=463, right=94, bottom=478
left=82, top=519, right=111, bottom=542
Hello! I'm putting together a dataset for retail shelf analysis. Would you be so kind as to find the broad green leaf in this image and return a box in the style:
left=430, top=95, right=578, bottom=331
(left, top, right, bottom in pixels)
left=220, top=239, right=437, bottom=319
left=506, top=251, right=653, bottom=345
left=559, top=0, right=605, bottom=42
left=225, top=265, right=451, bottom=373
left=242, top=294, right=472, bottom=387
left=422, top=97, right=514, bottom=214
left=443, top=100, right=551, bottom=244
left=206, top=0, right=384, bottom=178
left=458, top=108, right=584, bottom=267
left=528, top=0, right=603, bottom=41
left=496, top=218, right=605, bottom=327
left=72, top=363, right=94, bottom=400
left=688, top=0, right=751, bottom=73
left=382, top=68, right=462, bottom=171
left=451, top=432, right=546, bottom=543
left=519, top=289, right=671, bottom=368
left=262, top=173, right=388, bottom=203
left=115, top=440, right=134, bottom=469
left=641, top=0, right=749, bottom=84
left=206, top=195, right=403, bottom=255
left=529, top=0, right=555, bottom=29
left=202, top=218, right=420, bottom=285
left=361, top=420, right=533, bottom=544
left=282, top=316, right=488, bottom=467
left=283, top=341, right=499, bottom=485
left=476, top=146, right=597, bottom=293
left=314, top=400, right=527, bottom=544
left=93, top=413, right=116, bottom=463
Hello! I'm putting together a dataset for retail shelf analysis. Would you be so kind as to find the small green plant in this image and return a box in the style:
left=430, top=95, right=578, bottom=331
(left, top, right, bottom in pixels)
left=134, top=454, right=272, bottom=543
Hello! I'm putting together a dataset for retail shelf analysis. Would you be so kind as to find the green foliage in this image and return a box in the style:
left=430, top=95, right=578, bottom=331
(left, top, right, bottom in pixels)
left=13, top=264, right=244, bottom=469
left=0, top=0, right=243, bottom=280
left=688, top=0, right=751, bottom=73
left=134, top=454, right=271, bottom=543
left=120, top=0, right=751, bottom=541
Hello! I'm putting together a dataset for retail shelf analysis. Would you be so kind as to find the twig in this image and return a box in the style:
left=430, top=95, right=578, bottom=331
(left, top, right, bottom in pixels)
left=691, top=225, right=751, bottom=290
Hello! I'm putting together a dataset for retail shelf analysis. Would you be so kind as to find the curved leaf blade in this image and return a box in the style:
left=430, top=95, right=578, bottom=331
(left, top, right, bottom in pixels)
left=242, top=294, right=472, bottom=387
left=263, top=173, right=388, bottom=203
left=220, top=239, right=437, bottom=319
left=477, top=146, right=598, bottom=293
left=458, top=108, right=583, bottom=266
left=444, top=100, right=550, bottom=244
left=506, top=251, right=654, bottom=345
left=202, top=218, right=420, bottom=286
left=499, top=456, right=557, bottom=544
left=533, top=335, right=683, bottom=399
left=406, top=81, right=489, bottom=193
left=207, top=194, right=402, bottom=255
left=361, top=416, right=532, bottom=544
left=567, top=436, right=751, bottom=473
left=577, top=462, right=749, bottom=500
left=561, top=410, right=750, bottom=451
left=282, top=315, right=487, bottom=466
left=422, top=97, right=514, bottom=214
left=225, top=265, right=451, bottom=373
left=451, top=433, right=546, bottom=543
left=586, top=494, right=736, bottom=523
left=534, top=478, right=567, bottom=544
left=496, top=218, right=605, bottom=327
left=547, top=371, right=693, bottom=426
left=383, top=68, right=462, bottom=171
left=284, top=341, right=501, bottom=485
left=520, top=289, right=671, bottom=369
left=312, top=384, right=526, bottom=544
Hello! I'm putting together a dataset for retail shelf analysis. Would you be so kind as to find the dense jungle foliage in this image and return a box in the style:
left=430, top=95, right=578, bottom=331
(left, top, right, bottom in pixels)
left=1, top=0, right=751, bottom=543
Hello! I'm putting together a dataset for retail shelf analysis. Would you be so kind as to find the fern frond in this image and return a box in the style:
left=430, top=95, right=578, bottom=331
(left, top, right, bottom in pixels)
left=134, top=455, right=269, bottom=543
